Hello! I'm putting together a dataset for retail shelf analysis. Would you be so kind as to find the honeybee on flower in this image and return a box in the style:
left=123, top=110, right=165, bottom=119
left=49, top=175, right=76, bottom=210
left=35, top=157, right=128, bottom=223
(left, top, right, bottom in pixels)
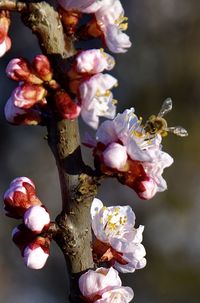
left=144, top=98, right=188, bottom=138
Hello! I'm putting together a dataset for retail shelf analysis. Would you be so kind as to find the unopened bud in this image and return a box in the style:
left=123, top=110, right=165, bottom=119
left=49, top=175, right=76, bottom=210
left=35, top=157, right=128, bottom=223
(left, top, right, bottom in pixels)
left=23, top=236, right=50, bottom=269
left=32, top=55, right=53, bottom=82
left=59, top=7, right=81, bottom=35
left=24, top=206, right=50, bottom=233
left=55, top=91, right=81, bottom=120
left=4, top=177, right=42, bottom=218
left=103, top=143, right=128, bottom=171
left=136, top=177, right=158, bottom=200
left=12, top=224, right=36, bottom=251
left=6, top=58, right=43, bottom=84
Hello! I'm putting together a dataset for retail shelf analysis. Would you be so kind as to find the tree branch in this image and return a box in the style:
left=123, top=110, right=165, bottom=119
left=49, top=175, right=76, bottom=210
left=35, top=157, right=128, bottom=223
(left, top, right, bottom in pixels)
left=18, top=2, right=98, bottom=302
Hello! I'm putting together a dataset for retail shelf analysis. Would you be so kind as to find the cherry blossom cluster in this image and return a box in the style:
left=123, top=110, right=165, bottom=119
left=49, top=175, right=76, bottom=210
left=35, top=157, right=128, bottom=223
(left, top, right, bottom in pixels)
left=58, top=0, right=132, bottom=53
left=1, top=0, right=187, bottom=301
left=86, top=108, right=174, bottom=199
left=0, top=11, right=11, bottom=57
left=3, top=177, right=51, bottom=269
left=5, top=55, right=58, bottom=125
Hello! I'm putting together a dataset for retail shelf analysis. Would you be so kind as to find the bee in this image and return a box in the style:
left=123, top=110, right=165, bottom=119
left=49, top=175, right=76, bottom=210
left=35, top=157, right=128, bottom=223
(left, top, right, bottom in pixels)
left=144, top=98, right=188, bottom=138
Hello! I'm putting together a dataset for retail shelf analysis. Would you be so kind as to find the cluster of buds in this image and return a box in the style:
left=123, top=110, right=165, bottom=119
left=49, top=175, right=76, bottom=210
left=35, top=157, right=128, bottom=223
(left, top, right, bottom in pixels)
left=68, top=49, right=117, bottom=128
left=85, top=108, right=173, bottom=199
left=0, top=11, right=11, bottom=57
left=91, top=198, right=146, bottom=273
left=4, top=55, right=53, bottom=125
left=3, top=177, right=51, bottom=269
left=58, top=0, right=132, bottom=53
left=79, top=267, right=133, bottom=303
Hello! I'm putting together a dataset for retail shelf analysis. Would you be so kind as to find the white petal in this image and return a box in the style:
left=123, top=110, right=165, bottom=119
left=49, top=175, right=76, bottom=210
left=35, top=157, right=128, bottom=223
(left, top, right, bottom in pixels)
left=23, top=246, right=49, bottom=270
left=24, top=206, right=50, bottom=233
left=91, top=198, right=104, bottom=219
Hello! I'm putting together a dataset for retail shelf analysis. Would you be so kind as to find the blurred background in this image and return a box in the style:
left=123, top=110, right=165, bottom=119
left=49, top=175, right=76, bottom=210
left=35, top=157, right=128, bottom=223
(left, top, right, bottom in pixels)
left=0, top=0, right=200, bottom=302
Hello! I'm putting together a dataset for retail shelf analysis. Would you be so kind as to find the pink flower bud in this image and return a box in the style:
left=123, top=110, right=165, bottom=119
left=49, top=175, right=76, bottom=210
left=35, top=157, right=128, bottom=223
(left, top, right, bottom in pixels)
left=32, top=55, right=53, bottom=82
left=136, top=177, right=158, bottom=200
left=23, top=237, right=50, bottom=270
left=4, top=96, right=43, bottom=125
left=12, top=83, right=47, bottom=109
left=103, top=143, right=128, bottom=171
left=55, top=91, right=81, bottom=120
left=4, top=177, right=42, bottom=218
left=24, top=206, right=50, bottom=233
left=12, top=224, right=36, bottom=251
left=6, top=58, right=43, bottom=84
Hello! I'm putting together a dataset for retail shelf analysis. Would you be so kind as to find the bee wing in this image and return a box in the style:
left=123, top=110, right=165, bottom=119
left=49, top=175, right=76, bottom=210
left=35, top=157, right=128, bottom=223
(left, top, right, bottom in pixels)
left=167, top=126, right=188, bottom=137
left=158, top=98, right=173, bottom=117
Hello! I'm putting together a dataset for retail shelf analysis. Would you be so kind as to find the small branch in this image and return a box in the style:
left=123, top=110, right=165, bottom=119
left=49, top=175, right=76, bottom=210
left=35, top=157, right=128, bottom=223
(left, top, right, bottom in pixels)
left=0, top=0, right=27, bottom=12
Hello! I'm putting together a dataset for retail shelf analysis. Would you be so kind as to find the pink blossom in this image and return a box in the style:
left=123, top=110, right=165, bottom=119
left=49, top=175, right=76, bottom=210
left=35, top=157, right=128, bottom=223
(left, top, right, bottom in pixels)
left=93, top=108, right=174, bottom=197
left=12, top=83, right=47, bottom=109
left=91, top=198, right=146, bottom=273
left=75, top=49, right=115, bottom=74
left=3, top=177, right=42, bottom=218
left=24, top=206, right=50, bottom=233
left=79, top=267, right=133, bottom=303
left=79, top=73, right=117, bottom=129
left=23, top=237, right=50, bottom=269
left=4, top=96, right=43, bottom=125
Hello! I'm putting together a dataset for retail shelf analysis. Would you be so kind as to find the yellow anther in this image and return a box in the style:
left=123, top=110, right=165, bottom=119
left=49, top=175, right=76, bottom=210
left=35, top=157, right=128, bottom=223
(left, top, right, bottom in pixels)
left=105, top=90, right=111, bottom=97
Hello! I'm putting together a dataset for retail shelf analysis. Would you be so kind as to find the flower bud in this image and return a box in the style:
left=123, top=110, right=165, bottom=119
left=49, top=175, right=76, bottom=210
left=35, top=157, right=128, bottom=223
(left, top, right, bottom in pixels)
left=135, top=177, right=158, bottom=200
left=58, top=6, right=81, bottom=35
left=4, top=177, right=42, bottom=218
left=12, top=83, right=47, bottom=109
left=103, top=143, right=128, bottom=170
left=55, top=91, right=81, bottom=120
left=12, top=224, right=36, bottom=251
left=6, top=58, right=43, bottom=84
left=24, top=206, right=50, bottom=233
left=32, top=55, right=53, bottom=82
left=23, top=236, right=50, bottom=269
left=4, top=96, right=43, bottom=125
